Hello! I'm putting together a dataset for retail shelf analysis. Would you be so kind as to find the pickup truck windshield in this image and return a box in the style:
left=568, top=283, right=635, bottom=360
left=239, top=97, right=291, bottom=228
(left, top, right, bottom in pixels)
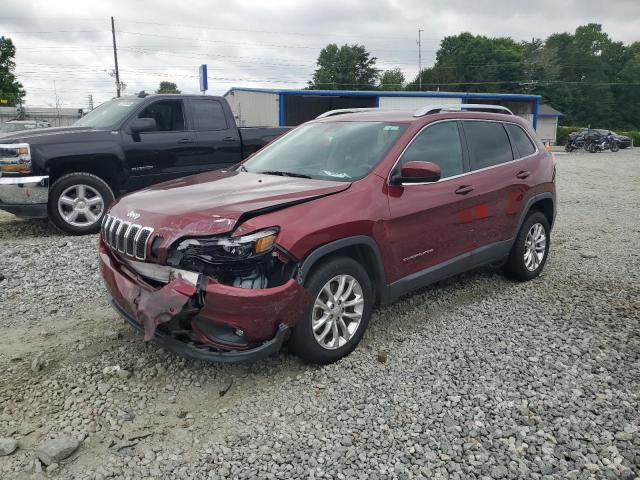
left=242, top=122, right=407, bottom=181
left=74, top=98, right=145, bottom=129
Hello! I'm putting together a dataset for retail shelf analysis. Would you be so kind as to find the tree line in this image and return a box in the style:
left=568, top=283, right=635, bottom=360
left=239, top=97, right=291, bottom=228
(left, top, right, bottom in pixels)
left=308, top=24, right=640, bottom=130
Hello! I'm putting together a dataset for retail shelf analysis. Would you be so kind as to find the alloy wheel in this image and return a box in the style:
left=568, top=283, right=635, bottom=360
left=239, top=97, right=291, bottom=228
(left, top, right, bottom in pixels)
left=312, top=274, right=364, bottom=350
left=524, top=222, right=546, bottom=271
left=57, top=184, right=104, bottom=228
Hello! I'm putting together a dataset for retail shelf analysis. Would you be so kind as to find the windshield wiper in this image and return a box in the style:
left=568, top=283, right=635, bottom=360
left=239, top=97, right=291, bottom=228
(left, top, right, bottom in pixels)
left=258, top=170, right=312, bottom=179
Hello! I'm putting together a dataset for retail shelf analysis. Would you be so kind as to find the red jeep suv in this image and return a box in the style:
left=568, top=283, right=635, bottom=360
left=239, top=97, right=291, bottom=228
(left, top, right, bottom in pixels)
left=99, top=105, right=556, bottom=364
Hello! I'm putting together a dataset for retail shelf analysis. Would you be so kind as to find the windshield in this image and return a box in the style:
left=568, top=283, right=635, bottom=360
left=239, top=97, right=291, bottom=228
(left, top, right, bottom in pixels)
left=0, top=123, right=29, bottom=133
left=74, top=97, right=145, bottom=129
left=242, top=122, right=407, bottom=181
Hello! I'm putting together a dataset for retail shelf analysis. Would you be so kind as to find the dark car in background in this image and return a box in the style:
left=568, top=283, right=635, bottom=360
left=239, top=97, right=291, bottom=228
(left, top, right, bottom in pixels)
left=576, top=128, right=631, bottom=149
left=0, top=94, right=288, bottom=234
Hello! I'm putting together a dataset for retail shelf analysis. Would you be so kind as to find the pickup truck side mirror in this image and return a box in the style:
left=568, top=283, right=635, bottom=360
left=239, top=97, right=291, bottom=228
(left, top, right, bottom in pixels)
left=391, top=161, right=441, bottom=185
left=129, top=117, right=157, bottom=134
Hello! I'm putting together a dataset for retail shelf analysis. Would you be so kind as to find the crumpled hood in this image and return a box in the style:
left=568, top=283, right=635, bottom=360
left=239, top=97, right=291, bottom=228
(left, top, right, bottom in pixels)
left=108, top=169, right=351, bottom=242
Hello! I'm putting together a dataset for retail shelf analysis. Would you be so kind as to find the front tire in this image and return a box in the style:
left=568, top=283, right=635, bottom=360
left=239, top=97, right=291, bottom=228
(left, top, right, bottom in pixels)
left=611, top=142, right=619, bottom=153
left=289, top=256, right=373, bottom=364
left=48, top=172, right=114, bottom=235
left=502, top=211, right=550, bottom=281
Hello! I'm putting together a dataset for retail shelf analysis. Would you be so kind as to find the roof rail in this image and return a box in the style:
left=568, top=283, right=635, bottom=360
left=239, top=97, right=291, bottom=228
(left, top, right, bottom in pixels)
left=413, top=104, right=513, bottom=117
left=316, top=108, right=380, bottom=119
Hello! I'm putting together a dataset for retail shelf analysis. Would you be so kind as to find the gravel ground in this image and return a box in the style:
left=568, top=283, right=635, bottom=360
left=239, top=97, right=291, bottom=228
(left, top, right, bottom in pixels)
left=0, top=149, right=639, bottom=480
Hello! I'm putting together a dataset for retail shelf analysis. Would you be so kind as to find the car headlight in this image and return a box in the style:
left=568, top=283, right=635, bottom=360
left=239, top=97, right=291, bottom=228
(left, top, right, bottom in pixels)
left=0, top=143, right=32, bottom=174
left=176, top=227, right=279, bottom=263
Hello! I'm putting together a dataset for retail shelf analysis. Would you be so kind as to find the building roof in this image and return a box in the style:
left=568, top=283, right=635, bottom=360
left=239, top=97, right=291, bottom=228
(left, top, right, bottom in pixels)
left=538, top=104, right=563, bottom=117
left=224, top=87, right=542, bottom=101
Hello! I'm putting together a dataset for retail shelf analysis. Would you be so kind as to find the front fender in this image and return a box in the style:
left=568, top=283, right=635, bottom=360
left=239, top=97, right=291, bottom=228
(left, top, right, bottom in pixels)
left=37, top=140, right=126, bottom=172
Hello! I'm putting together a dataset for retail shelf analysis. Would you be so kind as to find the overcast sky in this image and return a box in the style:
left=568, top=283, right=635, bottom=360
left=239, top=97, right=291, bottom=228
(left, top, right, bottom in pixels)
left=1, top=0, right=639, bottom=109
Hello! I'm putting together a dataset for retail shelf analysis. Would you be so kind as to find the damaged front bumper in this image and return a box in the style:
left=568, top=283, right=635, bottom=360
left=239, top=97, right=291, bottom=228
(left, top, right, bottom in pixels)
left=99, top=241, right=309, bottom=363
left=111, top=299, right=290, bottom=363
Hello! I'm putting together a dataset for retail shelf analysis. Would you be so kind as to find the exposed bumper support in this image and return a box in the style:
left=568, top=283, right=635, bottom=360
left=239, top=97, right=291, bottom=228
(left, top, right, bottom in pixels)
left=0, top=175, right=49, bottom=218
left=111, top=298, right=290, bottom=363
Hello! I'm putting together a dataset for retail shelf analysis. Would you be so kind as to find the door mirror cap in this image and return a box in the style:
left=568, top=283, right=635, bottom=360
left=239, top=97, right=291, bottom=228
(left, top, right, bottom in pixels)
left=129, top=117, right=157, bottom=134
left=392, top=161, right=441, bottom=184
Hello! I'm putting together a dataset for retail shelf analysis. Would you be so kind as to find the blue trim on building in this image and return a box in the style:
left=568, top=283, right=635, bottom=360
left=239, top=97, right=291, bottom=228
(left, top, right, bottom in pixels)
left=223, top=87, right=542, bottom=102
left=278, top=93, right=285, bottom=127
left=532, top=98, right=540, bottom=130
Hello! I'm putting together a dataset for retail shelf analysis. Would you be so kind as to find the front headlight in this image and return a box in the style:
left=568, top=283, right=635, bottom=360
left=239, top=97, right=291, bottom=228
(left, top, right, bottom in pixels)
left=0, top=143, right=32, bottom=174
left=176, top=227, right=279, bottom=263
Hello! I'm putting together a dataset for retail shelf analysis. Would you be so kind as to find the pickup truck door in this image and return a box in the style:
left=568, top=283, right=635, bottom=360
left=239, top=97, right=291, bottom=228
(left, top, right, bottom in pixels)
left=187, top=97, right=242, bottom=170
left=122, top=98, right=199, bottom=190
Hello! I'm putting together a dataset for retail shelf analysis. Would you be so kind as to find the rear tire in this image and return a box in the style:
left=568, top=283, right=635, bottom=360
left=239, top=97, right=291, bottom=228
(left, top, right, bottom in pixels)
left=48, top=172, right=114, bottom=235
left=611, top=142, right=619, bottom=153
left=289, top=256, right=373, bottom=364
left=502, top=211, right=550, bottom=282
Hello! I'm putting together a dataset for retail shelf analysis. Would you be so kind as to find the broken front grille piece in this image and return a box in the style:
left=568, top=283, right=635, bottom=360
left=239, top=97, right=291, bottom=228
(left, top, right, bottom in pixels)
left=102, top=214, right=154, bottom=260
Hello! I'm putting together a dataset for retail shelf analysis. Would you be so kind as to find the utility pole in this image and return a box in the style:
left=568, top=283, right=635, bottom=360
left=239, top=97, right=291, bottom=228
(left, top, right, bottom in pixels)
left=111, top=16, right=121, bottom=98
left=417, top=28, right=424, bottom=91
left=53, top=80, right=61, bottom=127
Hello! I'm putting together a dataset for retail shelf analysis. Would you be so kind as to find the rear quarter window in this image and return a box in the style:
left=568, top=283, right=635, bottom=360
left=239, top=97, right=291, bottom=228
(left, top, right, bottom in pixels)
left=505, top=123, right=536, bottom=158
left=463, top=121, right=513, bottom=170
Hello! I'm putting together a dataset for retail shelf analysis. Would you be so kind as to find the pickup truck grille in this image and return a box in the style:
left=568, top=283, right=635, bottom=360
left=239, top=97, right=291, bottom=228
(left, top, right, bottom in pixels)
left=101, top=214, right=154, bottom=260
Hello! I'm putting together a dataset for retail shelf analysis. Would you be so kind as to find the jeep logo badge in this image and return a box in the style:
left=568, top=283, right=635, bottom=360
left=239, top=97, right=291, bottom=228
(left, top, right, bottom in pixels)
left=127, top=211, right=140, bottom=220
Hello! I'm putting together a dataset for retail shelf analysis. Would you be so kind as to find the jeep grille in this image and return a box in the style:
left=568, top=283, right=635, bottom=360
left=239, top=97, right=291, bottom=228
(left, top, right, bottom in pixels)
left=101, top=214, right=154, bottom=260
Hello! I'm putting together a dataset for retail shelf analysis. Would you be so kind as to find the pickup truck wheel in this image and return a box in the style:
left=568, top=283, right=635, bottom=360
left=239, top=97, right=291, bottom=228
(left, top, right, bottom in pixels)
left=48, top=172, right=114, bottom=235
left=502, top=211, right=550, bottom=281
left=289, top=256, right=373, bottom=364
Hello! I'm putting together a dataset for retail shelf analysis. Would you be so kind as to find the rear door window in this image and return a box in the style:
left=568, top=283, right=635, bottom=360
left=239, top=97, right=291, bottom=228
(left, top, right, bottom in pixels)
left=463, top=121, right=513, bottom=170
left=191, top=99, right=228, bottom=131
left=399, top=121, right=464, bottom=179
left=505, top=123, right=536, bottom=158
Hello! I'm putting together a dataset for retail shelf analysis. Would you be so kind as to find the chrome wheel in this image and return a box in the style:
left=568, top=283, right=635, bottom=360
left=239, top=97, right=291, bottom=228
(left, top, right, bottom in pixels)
left=524, top=222, right=546, bottom=271
left=57, top=184, right=104, bottom=228
left=312, top=274, right=364, bottom=350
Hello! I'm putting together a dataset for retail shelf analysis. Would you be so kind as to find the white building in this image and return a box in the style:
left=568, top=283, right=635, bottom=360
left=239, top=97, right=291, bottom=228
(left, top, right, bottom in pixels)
left=224, top=87, right=554, bottom=139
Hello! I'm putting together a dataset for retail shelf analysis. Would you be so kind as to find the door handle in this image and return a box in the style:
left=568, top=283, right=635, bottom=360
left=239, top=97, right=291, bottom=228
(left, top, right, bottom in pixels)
left=178, top=138, right=194, bottom=144
left=516, top=170, right=531, bottom=179
left=455, top=185, right=474, bottom=195
left=222, top=136, right=237, bottom=142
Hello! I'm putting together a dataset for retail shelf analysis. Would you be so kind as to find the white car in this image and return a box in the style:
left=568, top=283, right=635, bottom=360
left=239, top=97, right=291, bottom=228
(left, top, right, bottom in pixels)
left=0, top=120, right=51, bottom=134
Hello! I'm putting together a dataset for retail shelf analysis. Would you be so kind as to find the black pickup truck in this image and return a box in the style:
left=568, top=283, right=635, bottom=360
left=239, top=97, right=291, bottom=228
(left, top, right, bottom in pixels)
left=0, top=93, right=288, bottom=233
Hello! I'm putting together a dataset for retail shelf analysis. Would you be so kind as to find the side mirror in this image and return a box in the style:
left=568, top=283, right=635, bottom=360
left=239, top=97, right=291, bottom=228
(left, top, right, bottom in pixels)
left=391, top=161, right=441, bottom=184
left=129, top=117, right=157, bottom=134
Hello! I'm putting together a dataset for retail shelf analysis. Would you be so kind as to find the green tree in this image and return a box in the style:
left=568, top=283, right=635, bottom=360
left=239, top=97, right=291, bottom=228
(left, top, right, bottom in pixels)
left=156, top=81, right=181, bottom=94
left=379, top=69, right=405, bottom=91
left=309, top=44, right=380, bottom=90
left=0, top=37, right=26, bottom=106
left=407, top=33, right=525, bottom=93
left=539, top=24, right=623, bottom=128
